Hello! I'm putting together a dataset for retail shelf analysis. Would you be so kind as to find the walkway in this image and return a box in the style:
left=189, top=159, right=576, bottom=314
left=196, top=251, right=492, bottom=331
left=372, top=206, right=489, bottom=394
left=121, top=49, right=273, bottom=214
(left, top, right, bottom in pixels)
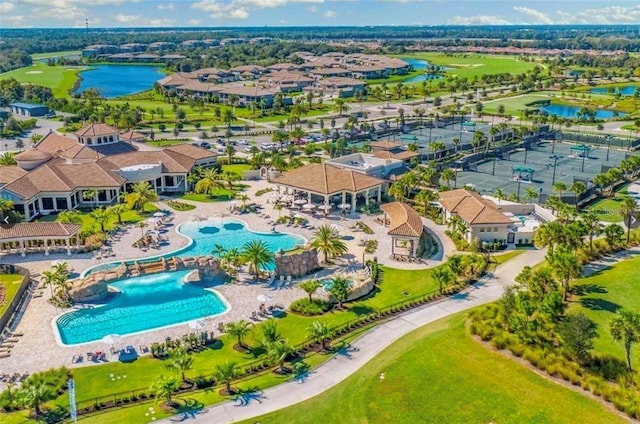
left=159, top=248, right=547, bottom=424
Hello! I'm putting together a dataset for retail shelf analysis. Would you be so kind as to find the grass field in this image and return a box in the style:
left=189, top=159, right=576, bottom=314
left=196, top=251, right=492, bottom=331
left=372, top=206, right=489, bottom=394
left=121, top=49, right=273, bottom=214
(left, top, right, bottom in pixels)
left=403, top=53, right=539, bottom=80
left=30, top=50, right=81, bottom=60
left=0, top=63, right=87, bottom=98
left=36, top=203, right=159, bottom=233
left=0, top=274, right=23, bottom=318
left=221, top=164, right=252, bottom=176
left=571, top=253, right=640, bottom=366
left=239, top=312, right=625, bottom=424
left=586, top=184, right=629, bottom=222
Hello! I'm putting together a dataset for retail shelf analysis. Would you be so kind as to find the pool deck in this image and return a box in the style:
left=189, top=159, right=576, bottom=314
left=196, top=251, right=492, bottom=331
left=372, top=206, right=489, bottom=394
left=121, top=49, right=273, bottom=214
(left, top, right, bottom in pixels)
left=0, top=180, right=451, bottom=379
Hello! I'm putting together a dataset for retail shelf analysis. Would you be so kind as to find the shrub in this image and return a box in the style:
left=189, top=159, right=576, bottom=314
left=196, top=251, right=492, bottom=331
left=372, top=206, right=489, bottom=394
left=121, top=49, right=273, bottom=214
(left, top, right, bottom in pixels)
left=167, top=200, right=196, bottom=211
left=289, top=298, right=331, bottom=316
left=255, top=188, right=273, bottom=197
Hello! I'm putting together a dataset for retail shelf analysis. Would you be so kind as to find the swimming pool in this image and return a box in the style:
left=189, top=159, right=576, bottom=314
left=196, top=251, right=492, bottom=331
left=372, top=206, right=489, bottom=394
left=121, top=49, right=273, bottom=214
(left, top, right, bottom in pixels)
left=55, top=270, right=228, bottom=345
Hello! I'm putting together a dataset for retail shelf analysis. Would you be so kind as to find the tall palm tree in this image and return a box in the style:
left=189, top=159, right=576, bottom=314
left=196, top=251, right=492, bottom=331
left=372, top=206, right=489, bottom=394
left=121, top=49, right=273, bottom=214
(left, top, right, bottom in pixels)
left=267, top=339, right=293, bottom=374
left=553, top=181, right=567, bottom=200
left=125, top=181, right=158, bottom=211
left=136, top=221, right=148, bottom=238
left=548, top=248, right=581, bottom=302
left=581, top=211, right=601, bottom=252
left=609, top=310, right=640, bottom=371
left=225, top=320, right=252, bottom=349
left=168, top=347, right=193, bottom=383
left=19, top=381, right=54, bottom=415
left=108, top=203, right=128, bottom=225
left=493, top=188, right=506, bottom=205
left=214, top=361, right=238, bottom=395
left=41, top=270, right=61, bottom=300
left=310, top=225, right=348, bottom=264
left=299, top=280, right=322, bottom=302
left=0, top=198, right=14, bottom=221
left=261, top=319, right=281, bottom=346
left=56, top=210, right=82, bottom=225
left=328, top=277, right=351, bottom=309
left=433, top=265, right=454, bottom=294
left=440, top=168, right=456, bottom=188
left=89, top=207, right=112, bottom=233
left=83, top=188, right=98, bottom=209
left=570, top=181, right=587, bottom=208
left=524, top=187, right=539, bottom=204
left=307, top=321, right=333, bottom=351
left=620, top=194, right=638, bottom=243
left=194, top=168, right=225, bottom=196
left=150, top=374, right=180, bottom=407
left=241, top=240, right=274, bottom=280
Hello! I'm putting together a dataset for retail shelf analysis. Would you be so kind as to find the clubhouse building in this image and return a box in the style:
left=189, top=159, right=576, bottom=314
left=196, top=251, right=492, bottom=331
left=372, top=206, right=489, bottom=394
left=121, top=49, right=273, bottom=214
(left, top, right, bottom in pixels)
left=0, top=123, right=217, bottom=221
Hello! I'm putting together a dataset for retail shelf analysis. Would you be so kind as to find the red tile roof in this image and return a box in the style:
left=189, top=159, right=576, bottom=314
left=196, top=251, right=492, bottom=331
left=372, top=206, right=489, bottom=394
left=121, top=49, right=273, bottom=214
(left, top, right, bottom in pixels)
left=0, top=222, right=81, bottom=241
left=381, top=202, right=424, bottom=238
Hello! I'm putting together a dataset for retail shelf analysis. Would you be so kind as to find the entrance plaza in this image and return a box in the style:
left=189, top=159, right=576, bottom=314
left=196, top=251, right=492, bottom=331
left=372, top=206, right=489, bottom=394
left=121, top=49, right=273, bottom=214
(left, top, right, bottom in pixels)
left=0, top=179, right=453, bottom=379
left=455, top=140, right=637, bottom=200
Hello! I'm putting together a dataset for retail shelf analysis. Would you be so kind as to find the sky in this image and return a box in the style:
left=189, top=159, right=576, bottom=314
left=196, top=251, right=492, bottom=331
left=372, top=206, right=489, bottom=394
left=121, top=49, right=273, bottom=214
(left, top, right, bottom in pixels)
left=1, top=0, right=640, bottom=28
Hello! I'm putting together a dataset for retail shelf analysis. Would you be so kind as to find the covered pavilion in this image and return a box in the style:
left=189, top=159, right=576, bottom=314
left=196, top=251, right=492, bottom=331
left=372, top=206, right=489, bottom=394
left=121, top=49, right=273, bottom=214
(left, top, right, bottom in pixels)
left=0, top=223, right=82, bottom=257
left=271, top=163, right=386, bottom=213
left=380, top=202, right=424, bottom=257
left=511, top=165, right=535, bottom=182
left=570, top=144, right=591, bottom=158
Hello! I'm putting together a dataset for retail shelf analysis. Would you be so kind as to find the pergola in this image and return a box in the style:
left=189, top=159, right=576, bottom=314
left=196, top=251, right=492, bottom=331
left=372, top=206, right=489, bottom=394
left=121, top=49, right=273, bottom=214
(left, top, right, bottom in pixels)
left=272, top=163, right=386, bottom=213
left=511, top=165, right=535, bottom=182
left=570, top=144, right=591, bottom=158
left=0, top=222, right=82, bottom=257
left=380, top=202, right=424, bottom=257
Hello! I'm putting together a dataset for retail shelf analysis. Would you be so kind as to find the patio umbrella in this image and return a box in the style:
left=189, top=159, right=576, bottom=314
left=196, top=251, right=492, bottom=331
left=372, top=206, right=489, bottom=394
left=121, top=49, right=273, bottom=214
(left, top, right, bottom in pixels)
left=338, top=203, right=351, bottom=210
left=257, top=294, right=272, bottom=302
left=330, top=224, right=343, bottom=234
left=153, top=212, right=165, bottom=218
left=50, top=259, right=66, bottom=267
left=188, top=319, right=206, bottom=330
left=102, top=334, right=121, bottom=348
left=189, top=214, right=206, bottom=228
left=294, top=214, right=305, bottom=220
left=294, top=199, right=307, bottom=205
left=302, top=203, right=316, bottom=210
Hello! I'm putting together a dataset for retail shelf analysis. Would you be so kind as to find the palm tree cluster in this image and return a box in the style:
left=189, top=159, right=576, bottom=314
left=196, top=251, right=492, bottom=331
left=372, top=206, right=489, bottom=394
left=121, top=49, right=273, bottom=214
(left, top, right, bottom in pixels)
left=41, top=262, right=72, bottom=306
left=309, top=225, right=348, bottom=264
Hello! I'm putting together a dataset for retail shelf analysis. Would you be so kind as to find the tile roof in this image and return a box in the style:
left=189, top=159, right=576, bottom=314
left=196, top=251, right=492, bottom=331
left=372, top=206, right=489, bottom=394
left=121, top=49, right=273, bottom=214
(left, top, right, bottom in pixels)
left=380, top=202, right=424, bottom=238
left=15, top=149, right=52, bottom=161
left=370, top=140, right=403, bottom=150
left=75, top=123, right=119, bottom=137
left=0, top=166, right=28, bottom=185
left=59, top=144, right=103, bottom=160
left=372, top=150, right=418, bottom=161
left=120, top=131, right=147, bottom=141
left=439, top=189, right=513, bottom=225
left=35, top=132, right=77, bottom=154
left=163, top=144, right=218, bottom=161
left=0, top=222, right=81, bottom=241
left=273, top=163, right=384, bottom=195
left=102, top=151, right=190, bottom=174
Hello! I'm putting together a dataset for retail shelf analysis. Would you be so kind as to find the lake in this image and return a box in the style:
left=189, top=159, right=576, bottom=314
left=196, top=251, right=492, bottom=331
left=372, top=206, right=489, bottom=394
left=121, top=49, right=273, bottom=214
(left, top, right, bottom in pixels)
left=75, top=64, right=163, bottom=98
left=539, top=104, right=626, bottom=120
left=590, top=86, right=639, bottom=96
left=401, top=57, right=447, bottom=83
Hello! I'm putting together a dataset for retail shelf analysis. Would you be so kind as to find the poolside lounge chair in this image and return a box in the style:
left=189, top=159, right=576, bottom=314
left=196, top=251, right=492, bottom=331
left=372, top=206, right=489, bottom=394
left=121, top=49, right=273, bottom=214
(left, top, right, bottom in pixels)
left=278, top=276, right=285, bottom=289
left=251, top=311, right=261, bottom=321
left=286, top=276, right=292, bottom=287
left=218, top=322, right=225, bottom=333
left=72, top=354, right=83, bottom=364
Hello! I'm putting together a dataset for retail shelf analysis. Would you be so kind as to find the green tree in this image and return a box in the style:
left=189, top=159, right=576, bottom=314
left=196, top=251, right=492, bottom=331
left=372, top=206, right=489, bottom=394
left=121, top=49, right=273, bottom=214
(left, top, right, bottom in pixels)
left=167, top=347, right=193, bottom=383
left=107, top=203, right=128, bottom=226
left=267, top=339, right=293, bottom=374
left=194, top=168, right=225, bottom=196
left=125, top=181, right=158, bottom=211
left=581, top=210, right=601, bottom=252
left=433, top=265, right=455, bottom=295
left=214, top=361, right=238, bottom=394
left=558, top=313, right=597, bottom=365
left=524, top=187, right=539, bottom=203
left=620, top=194, right=638, bottom=243
left=299, top=279, right=322, bottom=302
left=261, top=319, right=281, bottom=346
left=553, top=181, right=567, bottom=200
left=328, top=277, right=351, bottom=309
left=89, top=207, right=112, bottom=233
left=241, top=239, right=274, bottom=280
left=570, top=181, right=587, bottom=208
left=603, top=223, right=624, bottom=248
left=548, top=248, right=581, bottom=302
left=440, top=168, right=456, bottom=188
left=310, top=225, right=348, bottom=263
left=150, top=374, right=180, bottom=407
left=307, top=320, right=333, bottom=351
left=0, top=198, right=15, bottom=222
left=82, top=188, right=98, bottom=209
left=19, top=381, right=54, bottom=415
left=609, top=310, right=640, bottom=371
left=0, top=152, right=16, bottom=166
left=225, top=320, right=252, bottom=349
left=493, top=188, right=506, bottom=205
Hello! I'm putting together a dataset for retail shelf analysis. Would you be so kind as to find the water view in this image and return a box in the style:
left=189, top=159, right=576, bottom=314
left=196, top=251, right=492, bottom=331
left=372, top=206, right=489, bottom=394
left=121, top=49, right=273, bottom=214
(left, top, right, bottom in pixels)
left=75, top=64, right=163, bottom=98
left=591, top=86, right=639, bottom=96
left=539, top=104, right=626, bottom=120
left=402, top=57, right=446, bottom=83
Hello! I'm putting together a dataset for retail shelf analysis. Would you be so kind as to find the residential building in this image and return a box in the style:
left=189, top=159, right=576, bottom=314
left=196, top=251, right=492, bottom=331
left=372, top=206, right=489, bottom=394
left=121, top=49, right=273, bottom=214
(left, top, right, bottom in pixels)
left=9, top=103, right=51, bottom=118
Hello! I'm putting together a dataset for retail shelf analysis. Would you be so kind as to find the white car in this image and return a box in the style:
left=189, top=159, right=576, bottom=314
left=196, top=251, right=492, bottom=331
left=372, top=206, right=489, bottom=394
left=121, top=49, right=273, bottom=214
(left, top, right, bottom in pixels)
left=236, top=139, right=249, bottom=145
left=260, top=142, right=274, bottom=150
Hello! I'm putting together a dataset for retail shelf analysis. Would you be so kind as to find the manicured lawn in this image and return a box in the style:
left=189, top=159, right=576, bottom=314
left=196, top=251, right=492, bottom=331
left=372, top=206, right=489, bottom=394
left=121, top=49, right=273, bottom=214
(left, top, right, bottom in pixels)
left=30, top=50, right=81, bottom=60
left=403, top=52, right=539, bottom=79
left=571, top=253, right=640, bottom=365
left=586, top=184, right=629, bottom=223
left=36, top=203, right=159, bottom=233
left=182, top=191, right=236, bottom=202
left=221, top=164, right=252, bottom=176
left=239, top=312, right=625, bottom=424
left=0, top=274, right=23, bottom=318
left=0, top=63, right=87, bottom=98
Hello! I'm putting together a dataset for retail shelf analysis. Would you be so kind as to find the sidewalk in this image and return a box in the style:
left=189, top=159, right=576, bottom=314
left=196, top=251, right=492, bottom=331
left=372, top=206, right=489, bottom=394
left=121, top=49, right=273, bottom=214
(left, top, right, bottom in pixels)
left=159, top=248, right=547, bottom=424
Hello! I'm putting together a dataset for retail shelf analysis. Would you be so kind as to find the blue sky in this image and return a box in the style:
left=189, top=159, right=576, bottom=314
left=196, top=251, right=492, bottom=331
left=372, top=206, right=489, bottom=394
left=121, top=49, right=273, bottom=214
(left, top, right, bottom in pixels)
left=1, top=1, right=639, bottom=28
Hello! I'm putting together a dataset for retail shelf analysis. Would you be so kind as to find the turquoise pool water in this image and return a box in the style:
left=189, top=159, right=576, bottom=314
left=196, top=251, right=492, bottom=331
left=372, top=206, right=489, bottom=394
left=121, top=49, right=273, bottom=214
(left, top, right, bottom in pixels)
left=56, top=271, right=227, bottom=345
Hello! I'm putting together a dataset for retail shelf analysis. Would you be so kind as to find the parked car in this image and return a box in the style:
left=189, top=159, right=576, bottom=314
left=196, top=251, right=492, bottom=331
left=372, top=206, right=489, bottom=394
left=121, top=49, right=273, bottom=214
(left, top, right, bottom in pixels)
left=236, top=139, right=249, bottom=145
left=200, top=142, right=211, bottom=149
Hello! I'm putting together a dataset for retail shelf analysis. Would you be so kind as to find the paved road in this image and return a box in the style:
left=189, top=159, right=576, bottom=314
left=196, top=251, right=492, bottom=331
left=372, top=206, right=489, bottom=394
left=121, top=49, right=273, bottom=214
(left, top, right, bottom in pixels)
left=159, top=248, right=547, bottom=424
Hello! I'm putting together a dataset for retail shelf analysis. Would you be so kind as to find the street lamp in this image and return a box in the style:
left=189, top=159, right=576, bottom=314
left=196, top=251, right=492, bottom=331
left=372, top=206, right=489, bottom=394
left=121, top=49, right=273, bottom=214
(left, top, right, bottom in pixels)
left=606, top=135, right=612, bottom=162
left=550, top=155, right=562, bottom=185
left=492, top=148, right=499, bottom=176
left=581, top=145, right=587, bottom=173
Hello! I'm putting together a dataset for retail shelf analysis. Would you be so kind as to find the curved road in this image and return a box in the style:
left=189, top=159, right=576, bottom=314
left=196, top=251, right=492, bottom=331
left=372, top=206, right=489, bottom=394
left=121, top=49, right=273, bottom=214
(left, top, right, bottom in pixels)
left=159, top=248, right=546, bottom=424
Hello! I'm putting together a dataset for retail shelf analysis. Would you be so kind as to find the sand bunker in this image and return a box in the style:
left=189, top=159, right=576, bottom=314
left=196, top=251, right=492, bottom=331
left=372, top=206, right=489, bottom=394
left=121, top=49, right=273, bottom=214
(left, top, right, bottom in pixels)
left=25, top=71, right=43, bottom=74
left=449, top=63, right=484, bottom=68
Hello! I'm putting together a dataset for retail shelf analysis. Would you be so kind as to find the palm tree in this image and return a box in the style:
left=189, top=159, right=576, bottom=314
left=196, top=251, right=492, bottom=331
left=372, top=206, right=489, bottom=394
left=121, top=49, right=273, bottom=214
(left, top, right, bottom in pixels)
left=310, top=225, right=348, bottom=263
left=214, top=361, right=238, bottom=394
left=553, top=181, right=567, bottom=200
left=433, top=265, right=454, bottom=294
left=267, top=339, right=293, bottom=374
left=261, top=319, right=281, bottom=345
left=307, top=320, right=333, bottom=351
left=168, top=347, right=193, bottom=383
left=150, top=374, right=180, bottom=407
left=0, top=152, right=17, bottom=166
left=620, top=194, right=638, bottom=243
left=210, top=243, right=226, bottom=257
left=299, top=279, right=322, bottom=302
left=225, top=320, right=252, bottom=349
left=493, top=188, right=506, bottom=205
left=328, top=277, right=351, bottom=309
left=570, top=181, right=587, bottom=208
left=108, top=203, right=128, bottom=225
left=89, top=207, right=112, bottom=233
left=235, top=193, right=250, bottom=207
left=41, top=270, right=64, bottom=300
left=136, top=221, right=148, bottom=238
left=548, top=248, right=581, bottom=302
left=524, top=187, right=539, bottom=204
left=221, top=247, right=242, bottom=275
left=0, top=198, right=14, bottom=221
left=223, top=109, right=236, bottom=131
left=582, top=211, right=601, bottom=252
left=56, top=210, right=82, bottom=225
left=194, top=168, right=225, bottom=197
left=82, top=188, right=98, bottom=209
left=19, top=381, right=54, bottom=415
left=609, top=310, right=640, bottom=371
left=125, top=181, right=158, bottom=211
left=241, top=240, right=274, bottom=280
left=440, top=168, right=456, bottom=188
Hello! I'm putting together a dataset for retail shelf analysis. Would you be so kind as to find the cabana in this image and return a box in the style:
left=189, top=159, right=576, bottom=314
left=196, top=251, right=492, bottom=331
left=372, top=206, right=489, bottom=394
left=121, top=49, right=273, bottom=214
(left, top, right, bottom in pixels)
left=380, top=202, right=424, bottom=257
left=511, top=165, right=535, bottom=182
left=570, top=144, right=591, bottom=158
left=0, top=222, right=82, bottom=257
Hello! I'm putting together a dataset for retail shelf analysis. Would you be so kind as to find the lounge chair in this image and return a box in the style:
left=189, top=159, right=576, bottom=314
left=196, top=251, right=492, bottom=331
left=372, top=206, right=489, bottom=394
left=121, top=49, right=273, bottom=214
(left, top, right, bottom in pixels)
left=251, top=311, right=260, bottom=321
left=286, top=276, right=292, bottom=287
left=72, top=354, right=83, bottom=364
left=218, top=322, right=225, bottom=333
left=278, top=276, right=285, bottom=288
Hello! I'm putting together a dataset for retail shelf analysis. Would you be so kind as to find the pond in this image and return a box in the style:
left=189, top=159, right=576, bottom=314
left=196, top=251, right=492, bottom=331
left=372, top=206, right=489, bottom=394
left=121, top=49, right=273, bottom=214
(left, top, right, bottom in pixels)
left=401, top=57, right=447, bottom=84
left=75, top=64, right=164, bottom=98
left=590, top=86, right=640, bottom=96
left=539, top=104, right=626, bottom=120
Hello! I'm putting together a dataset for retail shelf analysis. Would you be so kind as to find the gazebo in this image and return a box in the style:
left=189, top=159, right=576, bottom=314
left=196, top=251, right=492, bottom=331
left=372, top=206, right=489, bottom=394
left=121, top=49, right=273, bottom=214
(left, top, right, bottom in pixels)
left=272, top=163, right=386, bottom=213
left=0, top=222, right=82, bottom=257
left=511, top=165, right=535, bottom=182
left=570, top=144, right=591, bottom=158
left=380, top=202, right=424, bottom=257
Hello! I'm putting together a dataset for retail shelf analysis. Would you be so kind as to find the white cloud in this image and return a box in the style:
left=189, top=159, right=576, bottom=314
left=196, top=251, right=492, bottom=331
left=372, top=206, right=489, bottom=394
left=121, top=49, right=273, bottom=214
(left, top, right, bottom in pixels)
left=324, top=9, right=336, bottom=18
left=575, top=5, right=640, bottom=24
left=157, top=2, right=174, bottom=10
left=192, top=0, right=324, bottom=20
left=308, top=5, right=318, bottom=13
left=0, top=2, right=15, bottom=13
left=188, top=18, right=201, bottom=25
left=114, top=13, right=140, bottom=23
left=449, top=15, right=510, bottom=25
left=513, top=6, right=552, bottom=24
left=147, top=18, right=174, bottom=26
left=4, top=14, right=25, bottom=24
